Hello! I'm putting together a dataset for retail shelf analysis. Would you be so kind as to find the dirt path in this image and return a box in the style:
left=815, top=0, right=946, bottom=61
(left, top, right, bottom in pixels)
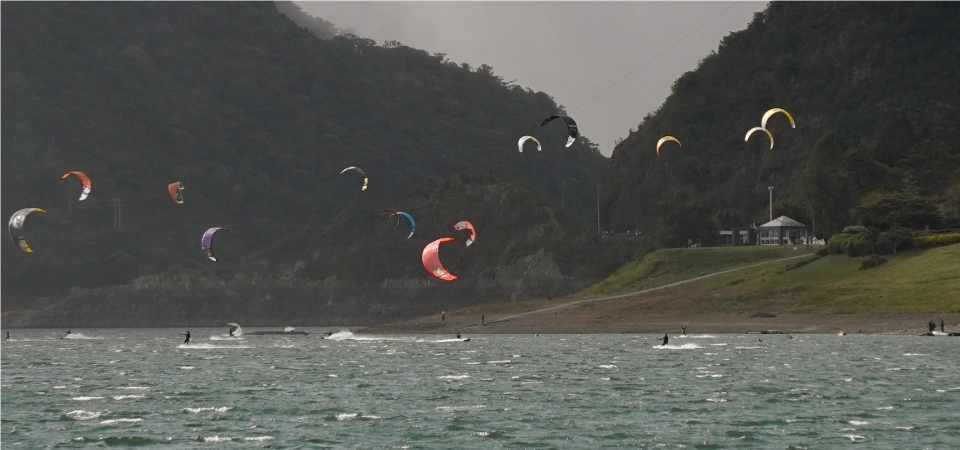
left=460, top=252, right=817, bottom=331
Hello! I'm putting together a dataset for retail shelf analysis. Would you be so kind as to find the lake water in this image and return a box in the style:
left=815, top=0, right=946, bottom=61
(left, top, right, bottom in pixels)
left=2, top=328, right=958, bottom=448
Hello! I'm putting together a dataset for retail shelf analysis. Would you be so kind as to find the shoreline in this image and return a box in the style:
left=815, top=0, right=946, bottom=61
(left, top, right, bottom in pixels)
left=359, top=312, right=960, bottom=337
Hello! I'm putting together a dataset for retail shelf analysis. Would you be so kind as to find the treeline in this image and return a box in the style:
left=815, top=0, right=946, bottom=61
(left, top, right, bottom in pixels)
left=601, top=2, right=960, bottom=248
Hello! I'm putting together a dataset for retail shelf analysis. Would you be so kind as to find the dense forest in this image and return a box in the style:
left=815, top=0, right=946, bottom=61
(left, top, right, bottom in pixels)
left=1, top=2, right=608, bottom=310
left=602, top=2, right=960, bottom=246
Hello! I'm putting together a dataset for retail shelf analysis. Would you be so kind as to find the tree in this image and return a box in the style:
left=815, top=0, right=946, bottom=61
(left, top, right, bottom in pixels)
left=794, top=132, right=858, bottom=238
left=655, top=188, right=719, bottom=248
left=851, top=190, right=942, bottom=230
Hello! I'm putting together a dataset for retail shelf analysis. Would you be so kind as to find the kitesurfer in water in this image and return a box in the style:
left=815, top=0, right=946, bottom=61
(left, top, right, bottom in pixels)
left=4, top=331, right=9, bottom=340
left=181, top=331, right=190, bottom=344
left=681, top=325, right=686, bottom=336
left=660, top=334, right=669, bottom=346
left=456, top=332, right=461, bottom=339
left=229, top=325, right=237, bottom=338
left=63, top=330, right=71, bottom=339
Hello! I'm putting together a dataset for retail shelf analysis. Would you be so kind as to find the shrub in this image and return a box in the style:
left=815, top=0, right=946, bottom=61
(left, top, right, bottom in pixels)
left=814, top=248, right=829, bottom=257
left=912, top=233, right=960, bottom=248
left=859, top=255, right=888, bottom=270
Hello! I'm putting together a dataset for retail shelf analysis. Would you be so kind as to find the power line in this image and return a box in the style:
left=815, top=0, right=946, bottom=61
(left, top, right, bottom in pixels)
left=570, top=1, right=741, bottom=114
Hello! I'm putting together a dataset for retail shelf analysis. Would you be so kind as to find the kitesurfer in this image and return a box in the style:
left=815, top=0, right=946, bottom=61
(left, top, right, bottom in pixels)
left=681, top=325, right=687, bottom=336
left=182, top=331, right=191, bottom=344
left=4, top=331, right=9, bottom=340
left=456, top=332, right=461, bottom=339
left=229, top=325, right=237, bottom=338
left=660, top=334, right=669, bottom=346
left=928, top=320, right=936, bottom=333
left=63, top=329, right=72, bottom=339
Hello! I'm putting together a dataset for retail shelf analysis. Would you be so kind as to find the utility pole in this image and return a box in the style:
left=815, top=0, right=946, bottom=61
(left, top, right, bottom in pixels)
left=112, top=199, right=122, bottom=228
left=596, top=182, right=601, bottom=236
left=768, top=186, right=773, bottom=222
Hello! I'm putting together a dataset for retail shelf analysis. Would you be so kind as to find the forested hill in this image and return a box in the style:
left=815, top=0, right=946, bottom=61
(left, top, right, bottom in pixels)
left=1, top=2, right=607, bottom=308
left=602, top=2, right=960, bottom=244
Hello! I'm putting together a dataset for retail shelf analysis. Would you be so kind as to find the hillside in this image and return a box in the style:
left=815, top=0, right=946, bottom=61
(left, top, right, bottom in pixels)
left=1, top=2, right=608, bottom=309
left=365, top=244, right=959, bottom=335
left=2, top=174, right=649, bottom=328
left=601, top=2, right=960, bottom=242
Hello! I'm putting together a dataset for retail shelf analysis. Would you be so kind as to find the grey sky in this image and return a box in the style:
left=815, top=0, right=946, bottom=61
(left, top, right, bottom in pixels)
left=296, top=1, right=767, bottom=156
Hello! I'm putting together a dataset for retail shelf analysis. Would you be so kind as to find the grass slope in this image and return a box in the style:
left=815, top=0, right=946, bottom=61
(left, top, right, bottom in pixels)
left=680, top=244, right=960, bottom=314
left=582, top=246, right=812, bottom=296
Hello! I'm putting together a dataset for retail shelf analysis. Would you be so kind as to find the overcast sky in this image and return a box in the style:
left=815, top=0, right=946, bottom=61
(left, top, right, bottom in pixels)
left=296, top=1, right=767, bottom=157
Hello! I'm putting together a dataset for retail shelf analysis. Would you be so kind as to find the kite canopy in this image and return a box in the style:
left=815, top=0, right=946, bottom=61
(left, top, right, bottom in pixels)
left=540, top=115, right=579, bottom=148
left=61, top=171, right=92, bottom=201
left=340, top=166, right=369, bottom=192
left=397, top=212, right=416, bottom=239
left=201, top=227, right=228, bottom=262
left=745, top=127, right=775, bottom=150
left=518, top=136, right=542, bottom=153
left=454, top=220, right=476, bottom=247
left=761, top=108, right=796, bottom=130
left=656, top=136, right=682, bottom=157
left=378, top=208, right=400, bottom=228
left=422, top=237, right=458, bottom=281
left=8, top=208, right=47, bottom=253
left=168, top=182, right=185, bottom=204
left=226, top=323, right=243, bottom=337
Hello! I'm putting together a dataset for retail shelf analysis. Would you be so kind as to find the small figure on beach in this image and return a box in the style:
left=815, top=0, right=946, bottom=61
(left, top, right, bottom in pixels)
left=928, top=320, right=936, bottom=333
left=481, top=314, right=485, bottom=325
left=441, top=311, right=445, bottom=322
left=941, top=318, right=945, bottom=333
left=660, top=334, right=669, bottom=346
left=181, top=331, right=190, bottom=344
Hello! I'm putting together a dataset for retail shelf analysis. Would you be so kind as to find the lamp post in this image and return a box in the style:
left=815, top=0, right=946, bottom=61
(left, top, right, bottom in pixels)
left=768, top=186, right=773, bottom=222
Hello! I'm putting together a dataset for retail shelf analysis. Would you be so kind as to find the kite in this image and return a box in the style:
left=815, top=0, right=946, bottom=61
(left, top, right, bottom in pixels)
left=61, top=171, right=92, bottom=201
left=8, top=208, right=47, bottom=253
left=540, top=115, right=579, bottom=148
left=422, top=237, right=458, bottom=281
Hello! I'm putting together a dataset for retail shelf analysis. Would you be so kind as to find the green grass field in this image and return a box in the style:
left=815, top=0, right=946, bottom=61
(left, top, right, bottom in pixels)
left=676, top=243, right=960, bottom=314
left=581, top=246, right=813, bottom=296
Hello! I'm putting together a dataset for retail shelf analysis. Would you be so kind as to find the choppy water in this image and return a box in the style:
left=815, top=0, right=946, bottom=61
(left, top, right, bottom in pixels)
left=2, top=328, right=958, bottom=448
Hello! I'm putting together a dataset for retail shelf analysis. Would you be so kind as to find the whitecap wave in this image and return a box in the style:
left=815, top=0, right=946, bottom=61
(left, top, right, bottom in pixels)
left=62, top=333, right=103, bottom=340
left=71, top=396, right=104, bottom=401
left=653, top=343, right=702, bottom=350
left=325, top=330, right=407, bottom=341
left=183, top=406, right=232, bottom=413
left=112, top=395, right=145, bottom=400
left=65, top=410, right=101, bottom=420
left=100, top=418, right=143, bottom=425
left=177, top=343, right=250, bottom=349
left=204, top=436, right=232, bottom=442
